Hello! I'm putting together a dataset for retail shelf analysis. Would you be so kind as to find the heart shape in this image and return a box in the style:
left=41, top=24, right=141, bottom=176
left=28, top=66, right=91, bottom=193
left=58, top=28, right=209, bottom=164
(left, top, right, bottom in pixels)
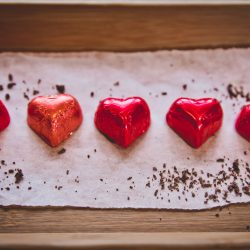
left=95, top=97, right=150, bottom=148
left=27, top=94, right=83, bottom=147
left=166, top=98, right=223, bottom=148
left=235, top=104, right=250, bottom=142
left=0, top=100, right=10, bottom=132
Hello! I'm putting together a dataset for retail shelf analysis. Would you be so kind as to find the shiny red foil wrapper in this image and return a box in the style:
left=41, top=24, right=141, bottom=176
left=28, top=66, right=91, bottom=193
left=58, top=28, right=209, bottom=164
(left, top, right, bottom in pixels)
left=27, top=94, right=83, bottom=147
left=0, top=100, right=10, bottom=132
left=235, top=104, right=250, bottom=142
left=166, top=98, right=223, bottom=148
left=95, top=97, right=150, bottom=148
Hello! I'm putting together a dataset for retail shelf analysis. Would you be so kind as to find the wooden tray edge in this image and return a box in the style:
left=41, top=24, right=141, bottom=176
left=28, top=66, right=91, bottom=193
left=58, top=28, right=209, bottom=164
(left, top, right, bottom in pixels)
left=0, top=232, right=250, bottom=249
left=1, top=0, right=250, bottom=6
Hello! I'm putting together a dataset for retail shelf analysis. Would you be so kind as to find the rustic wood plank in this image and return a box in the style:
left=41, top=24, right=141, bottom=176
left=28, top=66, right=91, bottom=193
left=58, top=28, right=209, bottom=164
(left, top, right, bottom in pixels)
left=0, top=4, right=250, bottom=51
left=0, top=232, right=250, bottom=250
left=1, top=0, right=250, bottom=5
left=0, top=3, right=250, bottom=249
left=0, top=204, right=250, bottom=233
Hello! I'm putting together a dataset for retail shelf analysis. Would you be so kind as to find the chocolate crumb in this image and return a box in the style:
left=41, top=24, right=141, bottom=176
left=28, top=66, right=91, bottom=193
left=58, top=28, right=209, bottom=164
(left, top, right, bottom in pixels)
left=23, top=92, right=29, bottom=100
left=153, top=167, right=157, bottom=172
left=232, top=159, right=240, bottom=175
left=8, top=169, right=14, bottom=174
left=87, top=155, right=90, bottom=159
left=5, top=187, right=10, bottom=191
left=113, top=81, right=119, bottom=86
left=127, top=196, right=130, bottom=200
left=216, top=158, right=224, bottom=163
left=161, top=92, right=167, bottom=96
left=215, top=213, right=220, bottom=217
left=57, top=148, right=66, bottom=155
left=56, top=85, right=65, bottom=94
left=228, top=182, right=241, bottom=196
left=90, top=92, right=94, bottom=97
left=8, top=74, right=13, bottom=82
left=14, top=169, right=23, bottom=184
left=100, top=178, right=103, bottom=182
left=0, top=85, right=3, bottom=91
left=127, top=177, right=132, bottom=181
left=227, top=83, right=250, bottom=102
left=182, top=84, right=187, bottom=90
left=33, top=90, right=40, bottom=95
left=7, top=83, right=16, bottom=89
left=242, top=186, right=250, bottom=196
left=28, top=187, right=32, bottom=190
left=37, top=79, right=42, bottom=84
left=227, top=84, right=238, bottom=99
left=66, top=170, right=69, bottom=175
left=5, top=93, right=10, bottom=101
left=154, top=190, right=158, bottom=197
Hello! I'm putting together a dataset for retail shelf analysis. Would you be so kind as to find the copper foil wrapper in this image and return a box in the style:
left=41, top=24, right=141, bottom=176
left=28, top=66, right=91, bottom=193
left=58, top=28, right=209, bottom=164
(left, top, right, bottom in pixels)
left=27, top=94, right=83, bottom=147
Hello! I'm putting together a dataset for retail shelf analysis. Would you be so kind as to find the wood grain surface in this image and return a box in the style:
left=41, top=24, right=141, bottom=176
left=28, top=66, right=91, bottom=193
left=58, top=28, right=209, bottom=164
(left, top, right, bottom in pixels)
left=0, top=3, right=250, bottom=51
left=1, top=0, right=250, bottom=5
left=0, top=2, right=250, bottom=249
left=1, top=204, right=250, bottom=233
left=1, top=232, right=250, bottom=250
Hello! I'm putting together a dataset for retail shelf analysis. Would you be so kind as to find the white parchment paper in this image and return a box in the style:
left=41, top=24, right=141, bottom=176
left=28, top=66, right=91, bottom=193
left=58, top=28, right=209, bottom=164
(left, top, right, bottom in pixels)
left=0, top=49, right=249, bottom=210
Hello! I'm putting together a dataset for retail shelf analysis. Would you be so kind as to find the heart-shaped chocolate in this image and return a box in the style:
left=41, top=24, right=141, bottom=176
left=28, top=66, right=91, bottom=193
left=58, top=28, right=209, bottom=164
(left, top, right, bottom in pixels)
left=95, top=97, right=150, bottom=148
left=27, top=94, right=83, bottom=147
left=166, top=98, right=223, bottom=148
left=0, top=100, right=10, bottom=132
left=235, top=104, right=250, bottom=142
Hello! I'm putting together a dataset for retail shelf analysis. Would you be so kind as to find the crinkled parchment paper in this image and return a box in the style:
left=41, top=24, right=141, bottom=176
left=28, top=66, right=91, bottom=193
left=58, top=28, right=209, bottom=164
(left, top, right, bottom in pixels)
left=0, top=49, right=249, bottom=210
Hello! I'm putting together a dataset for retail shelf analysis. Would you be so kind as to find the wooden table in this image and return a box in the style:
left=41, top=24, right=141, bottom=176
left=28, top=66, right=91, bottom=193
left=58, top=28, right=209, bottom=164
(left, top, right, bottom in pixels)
left=0, top=1, right=250, bottom=249
left=0, top=204, right=250, bottom=249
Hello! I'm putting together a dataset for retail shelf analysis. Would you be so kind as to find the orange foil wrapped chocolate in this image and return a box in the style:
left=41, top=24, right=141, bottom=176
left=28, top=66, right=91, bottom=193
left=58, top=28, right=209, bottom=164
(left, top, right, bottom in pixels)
left=27, top=94, right=83, bottom=147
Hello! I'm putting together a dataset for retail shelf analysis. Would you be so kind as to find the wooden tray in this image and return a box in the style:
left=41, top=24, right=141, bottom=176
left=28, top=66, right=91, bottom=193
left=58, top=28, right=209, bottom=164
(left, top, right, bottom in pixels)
left=0, top=1, right=250, bottom=249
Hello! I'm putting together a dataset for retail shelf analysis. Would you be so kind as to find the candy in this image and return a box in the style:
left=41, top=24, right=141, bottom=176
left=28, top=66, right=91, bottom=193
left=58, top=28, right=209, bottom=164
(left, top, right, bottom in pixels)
left=27, top=94, right=83, bottom=147
left=235, top=104, right=250, bottom=142
left=95, top=97, right=150, bottom=148
left=0, top=100, right=10, bottom=132
left=166, top=98, right=223, bottom=148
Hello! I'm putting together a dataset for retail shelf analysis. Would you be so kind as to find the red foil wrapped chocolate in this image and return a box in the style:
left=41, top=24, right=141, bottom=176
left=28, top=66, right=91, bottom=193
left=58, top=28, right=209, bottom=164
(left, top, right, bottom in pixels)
left=95, top=97, right=150, bottom=148
left=27, top=94, right=83, bottom=147
left=0, top=100, right=10, bottom=132
left=235, top=104, right=250, bottom=142
left=166, top=98, right=223, bottom=148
